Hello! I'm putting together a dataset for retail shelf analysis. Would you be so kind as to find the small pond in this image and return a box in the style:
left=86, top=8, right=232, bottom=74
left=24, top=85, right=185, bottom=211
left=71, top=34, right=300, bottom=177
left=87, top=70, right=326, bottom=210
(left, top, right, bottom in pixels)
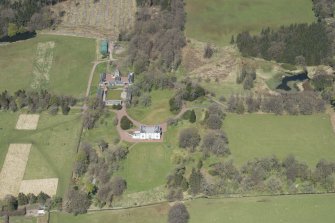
left=276, top=72, right=309, bottom=91
left=0, top=31, right=36, bottom=43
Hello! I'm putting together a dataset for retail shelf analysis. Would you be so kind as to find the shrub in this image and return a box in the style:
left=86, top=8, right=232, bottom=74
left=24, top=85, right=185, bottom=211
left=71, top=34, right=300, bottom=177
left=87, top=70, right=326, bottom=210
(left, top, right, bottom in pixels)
left=120, top=116, right=133, bottom=130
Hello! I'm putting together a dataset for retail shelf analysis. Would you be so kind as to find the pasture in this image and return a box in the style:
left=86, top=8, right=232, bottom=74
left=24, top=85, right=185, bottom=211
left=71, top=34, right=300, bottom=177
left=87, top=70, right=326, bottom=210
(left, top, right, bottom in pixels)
left=185, top=0, right=316, bottom=45
left=117, top=143, right=172, bottom=193
left=0, top=111, right=82, bottom=197
left=0, top=34, right=95, bottom=97
left=127, top=90, right=175, bottom=125
left=224, top=114, right=335, bottom=166
left=49, top=194, right=335, bottom=223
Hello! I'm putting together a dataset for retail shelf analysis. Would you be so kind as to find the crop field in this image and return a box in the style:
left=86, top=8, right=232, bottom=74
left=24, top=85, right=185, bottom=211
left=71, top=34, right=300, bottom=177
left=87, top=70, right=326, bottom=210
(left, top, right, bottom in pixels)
left=0, top=34, right=95, bottom=97
left=127, top=90, right=175, bottom=124
left=52, top=0, right=136, bottom=38
left=224, top=114, right=335, bottom=166
left=0, top=111, right=82, bottom=197
left=117, top=143, right=172, bottom=193
left=185, top=0, right=316, bottom=45
left=49, top=194, right=335, bottom=223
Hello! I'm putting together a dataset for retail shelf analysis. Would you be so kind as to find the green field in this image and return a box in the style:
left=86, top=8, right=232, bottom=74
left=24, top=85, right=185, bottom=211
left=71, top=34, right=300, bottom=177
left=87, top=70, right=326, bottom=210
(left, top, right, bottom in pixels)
left=0, top=111, right=82, bottom=197
left=224, top=114, right=335, bottom=166
left=117, top=143, right=172, bottom=193
left=50, top=194, right=335, bottom=223
left=89, top=62, right=108, bottom=97
left=127, top=90, right=175, bottom=124
left=185, top=0, right=316, bottom=45
left=0, top=34, right=95, bottom=97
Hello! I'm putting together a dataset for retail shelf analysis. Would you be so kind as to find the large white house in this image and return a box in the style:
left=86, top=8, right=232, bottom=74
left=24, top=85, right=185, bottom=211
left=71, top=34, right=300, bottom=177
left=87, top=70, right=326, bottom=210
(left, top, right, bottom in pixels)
left=132, top=125, right=162, bottom=140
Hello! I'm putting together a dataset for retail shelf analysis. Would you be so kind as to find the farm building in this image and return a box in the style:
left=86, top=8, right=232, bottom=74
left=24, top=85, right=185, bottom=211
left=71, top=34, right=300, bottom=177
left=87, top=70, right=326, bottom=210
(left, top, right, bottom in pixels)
left=132, top=125, right=162, bottom=140
left=100, top=40, right=109, bottom=56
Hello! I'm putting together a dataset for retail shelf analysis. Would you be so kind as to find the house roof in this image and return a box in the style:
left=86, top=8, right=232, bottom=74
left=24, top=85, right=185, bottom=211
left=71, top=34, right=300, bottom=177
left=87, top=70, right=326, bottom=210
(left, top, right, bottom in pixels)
left=140, top=125, right=161, bottom=133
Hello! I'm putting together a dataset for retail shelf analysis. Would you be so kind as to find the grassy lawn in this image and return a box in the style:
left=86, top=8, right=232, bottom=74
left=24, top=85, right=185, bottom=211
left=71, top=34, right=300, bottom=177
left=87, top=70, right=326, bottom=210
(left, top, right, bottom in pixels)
left=0, top=111, right=82, bottom=197
left=185, top=0, right=315, bottom=46
left=107, top=90, right=122, bottom=100
left=117, top=143, right=173, bottom=193
left=127, top=90, right=175, bottom=124
left=50, top=194, right=335, bottom=223
left=0, top=34, right=95, bottom=97
left=224, top=114, right=335, bottom=166
left=89, top=62, right=108, bottom=97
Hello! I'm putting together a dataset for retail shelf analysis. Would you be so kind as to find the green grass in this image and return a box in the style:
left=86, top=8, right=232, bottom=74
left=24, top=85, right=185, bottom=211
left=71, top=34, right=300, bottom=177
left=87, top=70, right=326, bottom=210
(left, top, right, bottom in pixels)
left=50, top=194, right=335, bottom=223
left=107, top=90, right=122, bottom=100
left=0, top=34, right=95, bottom=97
left=224, top=114, right=335, bottom=166
left=185, top=0, right=316, bottom=46
left=117, top=143, right=173, bottom=193
left=0, top=111, right=82, bottom=197
left=89, top=62, right=108, bottom=97
left=127, top=90, right=175, bottom=124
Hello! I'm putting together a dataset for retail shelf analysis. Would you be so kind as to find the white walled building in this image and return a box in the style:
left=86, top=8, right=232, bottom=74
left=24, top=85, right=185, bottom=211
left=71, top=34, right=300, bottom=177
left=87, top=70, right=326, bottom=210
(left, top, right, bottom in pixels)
left=132, top=125, right=162, bottom=140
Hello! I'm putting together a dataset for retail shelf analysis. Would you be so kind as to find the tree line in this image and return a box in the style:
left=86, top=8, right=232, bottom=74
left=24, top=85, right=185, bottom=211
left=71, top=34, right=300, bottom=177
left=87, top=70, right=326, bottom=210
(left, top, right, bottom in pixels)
left=127, top=0, right=186, bottom=73
left=227, top=92, right=325, bottom=115
left=167, top=155, right=335, bottom=200
left=235, top=22, right=332, bottom=65
left=0, top=89, right=77, bottom=115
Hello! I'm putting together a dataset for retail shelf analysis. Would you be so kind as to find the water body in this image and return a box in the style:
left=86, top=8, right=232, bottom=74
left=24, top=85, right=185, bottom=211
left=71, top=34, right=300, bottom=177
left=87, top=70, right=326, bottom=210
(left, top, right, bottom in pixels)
left=276, top=72, right=309, bottom=91
left=0, top=31, right=36, bottom=43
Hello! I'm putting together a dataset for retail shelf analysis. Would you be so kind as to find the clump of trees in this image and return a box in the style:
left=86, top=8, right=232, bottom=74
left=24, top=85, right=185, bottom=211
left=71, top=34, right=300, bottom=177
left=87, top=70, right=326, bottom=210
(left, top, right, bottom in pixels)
left=204, top=103, right=225, bottom=129
left=168, top=203, right=190, bottom=223
left=0, top=89, right=76, bottom=114
left=236, top=23, right=332, bottom=65
left=0, top=192, right=61, bottom=217
left=128, top=0, right=186, bottom=73
left=227, top=92, right=325, bottom=115
left=120, top=116, right=133, bottom=130
left=70, top=142, right=129, bottom=212
left=179, top=128, right=201, bottom=152
left=201, top=131, right=230, bottom=157
left=170, top=80, right=206, bottom=112
left=0, top=0, right=58, bottom=38
left=312, top=0, right=334, bottom=21
left=181, top=110, right=196, bottom=123
left=83, top=97, right=105, bottom=129
left=236, top=63, right=257, bottom=90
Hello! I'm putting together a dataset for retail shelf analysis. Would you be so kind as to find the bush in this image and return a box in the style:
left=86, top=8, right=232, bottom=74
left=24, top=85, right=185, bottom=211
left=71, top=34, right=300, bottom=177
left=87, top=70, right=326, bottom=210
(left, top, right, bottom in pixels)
left=120, top=116, right=133, bottom=130
left=112, top=104, right=122, bottom=110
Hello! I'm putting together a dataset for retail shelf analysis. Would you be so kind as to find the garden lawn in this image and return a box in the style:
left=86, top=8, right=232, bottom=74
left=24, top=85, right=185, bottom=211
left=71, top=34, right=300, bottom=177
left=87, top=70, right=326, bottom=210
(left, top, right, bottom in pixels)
left=0, top=34, right=95, bottom=97
left=107, top=90, right=122, bottom=100
left=117, top=143, right=172, bottom=193
left=224, top=114, right=335, bottom=166
left=185, top=0, right=316, bottom=46
left=0, top=111, right=82, bottom=197
left=49, top=194, right=335, bottom=223
left=127, top=90, right=175, bottom=124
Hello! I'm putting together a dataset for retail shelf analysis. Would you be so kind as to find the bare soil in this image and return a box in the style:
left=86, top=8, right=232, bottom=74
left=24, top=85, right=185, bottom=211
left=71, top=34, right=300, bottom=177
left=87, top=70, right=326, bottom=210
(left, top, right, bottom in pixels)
left=19, top=178, right=58, bottom=197
left=16, top=114, right=40, bottom=130
left=0, top=144, right=31, bottom=198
